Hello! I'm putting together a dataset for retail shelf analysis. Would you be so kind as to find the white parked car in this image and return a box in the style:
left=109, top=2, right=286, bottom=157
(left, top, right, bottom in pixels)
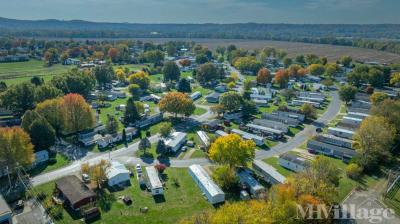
left=136, top=164, right=142, bottom=173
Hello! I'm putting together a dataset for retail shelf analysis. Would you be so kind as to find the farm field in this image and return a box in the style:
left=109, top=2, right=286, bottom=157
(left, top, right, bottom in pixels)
left=133, top=38, right=400, bottom=64
left=0, top=60, right=73, bottom=85
left=33, top=168, right=214, bottom=224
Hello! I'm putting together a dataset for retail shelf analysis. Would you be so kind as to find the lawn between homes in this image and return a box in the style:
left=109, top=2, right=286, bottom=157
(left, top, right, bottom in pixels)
left=33, top=168, right=214, bottom=224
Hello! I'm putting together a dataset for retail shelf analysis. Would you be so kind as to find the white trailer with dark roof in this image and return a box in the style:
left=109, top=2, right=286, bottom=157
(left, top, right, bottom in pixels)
left=252, top=160, right=286, bottom=185
left=197, top=131, right=210, bottom=147
left=145, top=166, right=163, bottom=195
left=189, top=164, right=225, bottom=204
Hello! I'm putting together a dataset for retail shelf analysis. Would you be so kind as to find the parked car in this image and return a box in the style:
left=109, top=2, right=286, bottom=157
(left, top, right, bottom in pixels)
left=136, top=164, right=142, bottom=174
left=82, top=173, right=90, bottom=183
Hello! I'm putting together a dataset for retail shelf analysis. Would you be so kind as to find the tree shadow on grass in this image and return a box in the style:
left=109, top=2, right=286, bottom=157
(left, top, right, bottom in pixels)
left=153, top=194, right=166, bottom=203
left=96, top=189, right=116, bottom=212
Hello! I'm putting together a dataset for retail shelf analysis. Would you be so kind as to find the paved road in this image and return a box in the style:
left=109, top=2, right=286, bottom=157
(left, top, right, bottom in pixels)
left=31, top=91, right=341, bottom=186
left=255, top=91, right=341, bottom=159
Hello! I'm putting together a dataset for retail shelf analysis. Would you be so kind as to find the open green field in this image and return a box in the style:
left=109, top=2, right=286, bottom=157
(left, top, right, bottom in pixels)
left=0, top=60, right=73, bottom=85
left=384, top=180, right=400, bottom=215
left=33, top=168, right=214, bottom=224
left=28, top=154, right=70, bottom=176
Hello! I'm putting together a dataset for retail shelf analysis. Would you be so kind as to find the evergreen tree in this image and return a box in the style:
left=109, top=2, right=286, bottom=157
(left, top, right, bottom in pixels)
left=124, top=97, right=141, bottom=124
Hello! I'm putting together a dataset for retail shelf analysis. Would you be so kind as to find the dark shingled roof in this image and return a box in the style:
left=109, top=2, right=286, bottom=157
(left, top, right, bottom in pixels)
left=55, top=175, right=95, bottom=206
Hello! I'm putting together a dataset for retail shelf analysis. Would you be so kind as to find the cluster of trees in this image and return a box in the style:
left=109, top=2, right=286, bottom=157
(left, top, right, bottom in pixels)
left=349, top=99, right=400, bottom=174
left=211, top=91, right=258, bottom=119
left=195, top=63, right=225, bottom=84
left=347, top=64, right=390, bottom=88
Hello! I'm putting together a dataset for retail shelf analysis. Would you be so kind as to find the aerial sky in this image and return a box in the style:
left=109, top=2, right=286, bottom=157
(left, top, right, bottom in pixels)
left=0, top=0, right=398, bottom=24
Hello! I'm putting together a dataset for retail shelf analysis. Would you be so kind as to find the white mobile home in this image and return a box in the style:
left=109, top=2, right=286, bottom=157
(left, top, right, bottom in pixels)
left=106, top=162, right=130, bottom=187
left=145, top=166, right=163, bottom=195
left=252, top=160, right=286, bottom=185
left=262, top=113, right=301, bottom=127
left=291, top=100, right=320, bottom=108
left=298, top=91, right=325, bottom=99
left=164, top=132, right=187, bottom=152
left=328, top=127, right=355, bottom=139
left=237, top=170, right=265, bottom=196
left=347, top=111, right=369, bottom=119
left=253, top=119, right=289, bottom=133
left=342, top=116, right=363, bottom=126
left=190, top=91, right=202, bottom=101
left=297, top=96, right=325, bottom=103
left=231, top=129, right=265, bottom=146
left=197, top=131, right=210, bottom=147
left=278, top=153, right=309, bottom=172
left=271, top=110, right=305, bottom=122
left=189, top=165, right=225, bottom=204
left=215, top=130, right=228, bottom=137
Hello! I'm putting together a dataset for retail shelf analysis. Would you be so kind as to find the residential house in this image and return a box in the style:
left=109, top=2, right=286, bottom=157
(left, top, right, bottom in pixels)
left=164, top=132, right=187, bottom=152
left=271, top=110, right=305, bottom=122
left=215, top=130, right=228, bottom=137
left=134, top=113, right=163, bottom=128
left=291, top=99, right=321, bottom=108
left=342, top=116, right=363, bottom=126
left=202, top=119, right=222, bottom=131
left=189, top=165, right=225, bottom=204
left=314, top=134, right=353, bottom=149
left=278, top=153, right=310, bottom=172
left=205, top=92, right=221, bottom=103
left=252, top=160, right=286, bottom=185
left=190, top=91, right=202, bottom=101
left=347, top=111, right=369, bottom=119
left=64, top=58, right=81, bottom=65
left=197, top=131, right=210, bottom=147
left=106, top=162, right=130, bottom=187
left=215, top=84, right=228, bottom=93
left=223, top=111, right=243, bottom=121
left=55, top=176, right=96, bottom=211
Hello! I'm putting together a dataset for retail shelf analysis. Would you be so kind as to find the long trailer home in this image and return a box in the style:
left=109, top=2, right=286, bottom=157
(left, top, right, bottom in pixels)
left=307, top=139, right=356, bottom=162
left=342, top=116, right=363, bottom=126
left=291, top=99, right=321, bottom=108
left=297, top=96, right=325, bottom=103
left=197, top=131, right=210, bottom=147
left=347, top=111, right=369, bottom=119
left=245, top=123, right=284, bottom=140
left=298, top=91, right=325, bottom=99
left=314, top=134, right=353, bottom=149
left=231, top=129, right=265, bottom=146
left=261, top=113, right=300, bottom=127
left=252, top=160, right=286, bottom=185
left=271, top=110, right=305, bottom=122
left=237, top=170, right=265, bottom=196
left=189, top=165, right=225, bottom=204
left=145, top=166, right=164, bottom=196
left=328, top=127, right=355, bottom=139
left=253, top=119, right=289, bottom=133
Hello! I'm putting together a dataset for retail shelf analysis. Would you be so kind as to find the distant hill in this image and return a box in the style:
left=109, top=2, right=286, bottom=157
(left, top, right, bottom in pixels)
left=1, top=17, right=400, bottom=54
left=0, top=17, right=399, bottom=40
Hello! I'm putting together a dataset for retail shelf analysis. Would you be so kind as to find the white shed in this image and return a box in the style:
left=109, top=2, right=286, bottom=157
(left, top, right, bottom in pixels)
left=106, top=161, right=130, bottom=187
left=189, top=164, right=225, bottom=204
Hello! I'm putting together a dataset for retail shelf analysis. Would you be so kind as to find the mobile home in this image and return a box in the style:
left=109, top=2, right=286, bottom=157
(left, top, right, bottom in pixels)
left=278, top=153, right=309, bottom=172
left=237, top=170, right=265, bottom=196
left=328, top=127, right=355, bottom=139
left=145, top=166, right=164, bottom=195
left=252, top=160, right=286, bottom=185
left=189, top=165, right=225, bottom=204
left=231, top=129, right=265, bottom=146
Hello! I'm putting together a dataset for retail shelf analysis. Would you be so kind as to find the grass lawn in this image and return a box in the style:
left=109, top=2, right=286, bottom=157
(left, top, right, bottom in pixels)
left=0, top=60, right=73, bottom=85
left=384, top=181, right=400, bottom=215
left=96, top=98, right=127, bottom=132
left=193, top=106, right=207, bottom=116
left=33, top=168, right=214, bottom=224
left=190, top=150, right=208, bottom=159
left=28, top=153, right=70, bottom=176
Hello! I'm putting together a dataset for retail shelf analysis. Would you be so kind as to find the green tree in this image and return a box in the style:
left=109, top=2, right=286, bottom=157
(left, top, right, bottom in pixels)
left=51, top=69, right=96, bottom=97
left=233, top=56, right=263, bottom=75
left=339, top=85, right=357, bottom=105
left=371, top=99, right=400, bottom=135
left=163, top=61, right=180, bottom=82
left=128, top=84, right=142, bottom=100
left=159, top=122, right=172, bottom=138
left=177, top=78, right=191, bottom=93
left=35, top=98, right=64, bottom=136
left=128, top=71, right=150, bottom=90
left=44, top=48, right=59, bottom=66
left=139, top=137, right=151, bottom=154
left=106, top=115, right=119, bottom=134
left=370, top=92, right=388, bottom=106
left=30, top=76, right=44, bottom=86
left=300, top=103, right=317, bottom=120
left=124, top=97, right=141, bottom=124
left=346, top=163, right=363, bottom=180
left=219, top=92, right=242, bottom=112
left=60, top=94, right=95, bottom=134
left=93, top=64, right=115, bottom=87
left=353, top=116, right=396, bottom=171
left=34, top=84, right=62, bottom=103
left=390, top=73, right=400, bottom=87
left=196, top=63, right=218, bottom=83
left=340, top=56, right=352, bottom=67
left=0, top=82, right=36, bottom=114
left=283, top=57, right=292, bottom=68
left=242, top=100, right=258, bottom=118
left=308, top=64, right=325, bottom=76
left=212, top=165, right=238, bottom=190
left=0, top=81, right=6, bottom=93
left=29, top=117, right=56, bottom=151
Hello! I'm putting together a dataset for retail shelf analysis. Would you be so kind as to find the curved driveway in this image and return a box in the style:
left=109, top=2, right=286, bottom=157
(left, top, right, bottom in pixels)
left=31, top=92, right=341, bottom=186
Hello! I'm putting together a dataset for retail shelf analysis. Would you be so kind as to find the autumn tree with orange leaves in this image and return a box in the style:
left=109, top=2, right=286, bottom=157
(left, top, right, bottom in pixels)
left=256, top=67, right=272, bottom=85
left=108, top=47, right=119, bottom=63
left=158, top=92, right=196, bottom=117
left=61, top=93, right=95, bottom=134
left=274, top=69, right=289, bottom=88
